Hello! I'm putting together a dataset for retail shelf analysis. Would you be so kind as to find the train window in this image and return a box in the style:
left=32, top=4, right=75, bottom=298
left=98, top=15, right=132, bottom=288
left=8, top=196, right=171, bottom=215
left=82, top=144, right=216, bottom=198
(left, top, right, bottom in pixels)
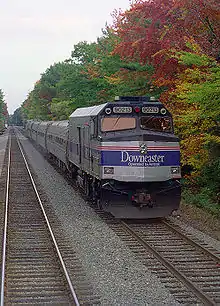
left=140, top=116, right=172, bottom=132
left=101, top=117, right=136, bottom=132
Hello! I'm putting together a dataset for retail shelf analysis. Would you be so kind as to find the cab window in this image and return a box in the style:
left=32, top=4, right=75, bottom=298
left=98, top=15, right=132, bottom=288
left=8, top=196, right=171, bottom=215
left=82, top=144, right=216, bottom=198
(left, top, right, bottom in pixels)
left=101, top=117, right=136, bottom=132
left=140, top=116, right=172, bottom=132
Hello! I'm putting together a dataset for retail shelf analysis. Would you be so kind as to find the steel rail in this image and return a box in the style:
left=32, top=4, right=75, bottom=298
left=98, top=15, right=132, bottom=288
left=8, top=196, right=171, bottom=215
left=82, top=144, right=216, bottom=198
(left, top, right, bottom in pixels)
left=163, top=219, right=220, bottom=264
left=3, top=130, right=80, bottom=306
left=0, top=135, right=11, bottom=306
left=120, top=220, right=216, bottom=306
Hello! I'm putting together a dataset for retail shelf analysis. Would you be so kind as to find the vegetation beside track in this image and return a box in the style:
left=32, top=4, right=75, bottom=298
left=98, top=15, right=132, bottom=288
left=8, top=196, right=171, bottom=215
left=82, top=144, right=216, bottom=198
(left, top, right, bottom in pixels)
left=10, top=0, right=220, bottom=213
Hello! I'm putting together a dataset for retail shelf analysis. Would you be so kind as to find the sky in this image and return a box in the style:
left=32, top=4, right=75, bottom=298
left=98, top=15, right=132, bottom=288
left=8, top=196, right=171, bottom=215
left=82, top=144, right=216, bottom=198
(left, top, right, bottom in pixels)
left=0, top=0, right=131, bottom=114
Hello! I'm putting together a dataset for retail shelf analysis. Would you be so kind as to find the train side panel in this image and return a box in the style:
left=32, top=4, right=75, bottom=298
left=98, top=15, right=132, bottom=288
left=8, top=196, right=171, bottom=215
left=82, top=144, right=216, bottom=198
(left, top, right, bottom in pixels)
left=68, top=104, right=106, bottom=179
left=31, top=122, right=40, bottom=142
left=26, top=121, right=34, bottom=139
left=37, top=122, right=52, bottom=150
left=46, top=121, right=69, bottom=165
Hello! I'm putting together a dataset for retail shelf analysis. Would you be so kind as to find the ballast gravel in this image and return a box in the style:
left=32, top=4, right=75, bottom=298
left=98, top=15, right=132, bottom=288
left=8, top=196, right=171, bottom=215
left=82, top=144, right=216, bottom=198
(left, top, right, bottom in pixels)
left=18, top=133, right=179, bottom=305
left=169, top=216, right=220, bottom=252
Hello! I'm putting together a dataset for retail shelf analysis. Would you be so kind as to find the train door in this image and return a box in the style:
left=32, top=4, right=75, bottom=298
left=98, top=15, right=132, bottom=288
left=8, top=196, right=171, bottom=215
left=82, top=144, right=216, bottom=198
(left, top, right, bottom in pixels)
left=77, top=127, right=82, bottom=165
left=89, top=120, right=95, bottom=173
left=84, top=125, right=90, bottom=172
left=82, top=127, right=86, bottom=170
left=78, top=124, right=92, bottom=173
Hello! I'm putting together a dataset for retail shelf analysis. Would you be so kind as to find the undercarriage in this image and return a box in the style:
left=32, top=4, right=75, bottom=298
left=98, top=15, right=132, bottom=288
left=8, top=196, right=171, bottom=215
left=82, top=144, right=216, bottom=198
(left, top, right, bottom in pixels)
left=81, top=176, right=181, bottom=219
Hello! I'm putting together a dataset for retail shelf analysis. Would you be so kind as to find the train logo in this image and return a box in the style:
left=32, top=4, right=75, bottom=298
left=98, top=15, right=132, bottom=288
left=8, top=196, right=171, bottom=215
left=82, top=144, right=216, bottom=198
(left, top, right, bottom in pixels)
left=140, top=143, right=147, bottom=154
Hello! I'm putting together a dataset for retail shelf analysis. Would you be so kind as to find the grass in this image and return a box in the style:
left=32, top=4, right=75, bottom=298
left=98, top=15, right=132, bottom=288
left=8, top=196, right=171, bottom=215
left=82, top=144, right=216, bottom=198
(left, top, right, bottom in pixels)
left=182, top=186, right=220, bottom=218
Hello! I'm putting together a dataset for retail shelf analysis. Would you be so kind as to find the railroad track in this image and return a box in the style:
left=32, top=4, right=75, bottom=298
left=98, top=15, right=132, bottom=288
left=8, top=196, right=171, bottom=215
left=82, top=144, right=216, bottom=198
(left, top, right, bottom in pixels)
left=0, top=129, right=100, bottom=305
left=43, top=142, right=220, bottom=305
left=16, top=127, right=220, bottom=305
left=109, top=218, right=220, bottom=305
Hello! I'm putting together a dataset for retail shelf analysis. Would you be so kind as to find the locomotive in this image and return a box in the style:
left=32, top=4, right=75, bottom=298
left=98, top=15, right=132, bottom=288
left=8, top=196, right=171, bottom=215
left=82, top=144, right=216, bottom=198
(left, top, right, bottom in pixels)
left=26, top=96, right=181, bottom=218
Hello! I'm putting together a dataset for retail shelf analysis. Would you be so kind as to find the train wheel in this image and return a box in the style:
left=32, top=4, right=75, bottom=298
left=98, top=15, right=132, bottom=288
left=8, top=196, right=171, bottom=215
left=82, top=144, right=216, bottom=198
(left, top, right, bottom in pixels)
left=96, top=199, right=102, bottom=210
left=84, top=175, right=90, bottom=198
left=91, top=180, right=102, bottom=209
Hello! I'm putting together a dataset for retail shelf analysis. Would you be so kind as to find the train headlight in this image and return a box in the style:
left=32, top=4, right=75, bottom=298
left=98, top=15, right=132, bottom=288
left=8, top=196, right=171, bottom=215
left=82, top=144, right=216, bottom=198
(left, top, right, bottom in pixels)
left=104, top=167, right=114, bottom=174
left=160, top=108, right=167, bottom=115
left=171, top=166, right=180, bottom=174
left=105, top=108, right=112, bottom=115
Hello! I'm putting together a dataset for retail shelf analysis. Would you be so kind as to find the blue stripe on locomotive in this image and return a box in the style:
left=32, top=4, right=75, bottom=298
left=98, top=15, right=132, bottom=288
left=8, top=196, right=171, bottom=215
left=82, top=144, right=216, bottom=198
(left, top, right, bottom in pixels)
left=101, top=150, right=180, bottom=167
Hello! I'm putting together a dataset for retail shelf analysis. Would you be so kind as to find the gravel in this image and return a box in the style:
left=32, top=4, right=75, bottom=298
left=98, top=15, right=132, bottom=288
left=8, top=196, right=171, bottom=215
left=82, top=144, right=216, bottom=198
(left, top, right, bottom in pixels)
left=169, top=213, right=220, bottom=252
left=18, top=132, right=179, bottom=306
left=0, top=129, right=9, bottom=177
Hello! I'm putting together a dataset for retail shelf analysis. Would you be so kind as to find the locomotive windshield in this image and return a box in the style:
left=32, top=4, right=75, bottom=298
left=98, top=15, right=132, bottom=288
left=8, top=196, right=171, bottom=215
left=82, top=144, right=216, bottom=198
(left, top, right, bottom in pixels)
left=101, top=117, right=136, bottom=132
left=140, top=116, right=172, bottom=133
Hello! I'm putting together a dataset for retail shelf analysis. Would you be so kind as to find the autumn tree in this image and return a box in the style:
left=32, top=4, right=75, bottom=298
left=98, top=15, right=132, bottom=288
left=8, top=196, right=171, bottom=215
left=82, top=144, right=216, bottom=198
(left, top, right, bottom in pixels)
left=170, top=0, right=220, bottom=58
left=112, top=0, right=220, bottom=88
left=21, top=0, right=219, bottom=211
left=162, top=45, right=220, bottom=208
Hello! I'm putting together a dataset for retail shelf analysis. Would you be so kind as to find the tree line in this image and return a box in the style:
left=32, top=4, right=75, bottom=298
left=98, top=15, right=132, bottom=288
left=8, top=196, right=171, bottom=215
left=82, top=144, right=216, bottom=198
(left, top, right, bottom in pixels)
left=0, top=89, right=8, bottom=132
left=12, top=0, right=220, bottom=214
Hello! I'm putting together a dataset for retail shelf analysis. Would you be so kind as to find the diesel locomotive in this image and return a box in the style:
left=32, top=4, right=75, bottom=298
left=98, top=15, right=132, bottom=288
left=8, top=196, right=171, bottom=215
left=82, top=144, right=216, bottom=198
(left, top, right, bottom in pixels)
left=26, top=96, right=181, bottom=218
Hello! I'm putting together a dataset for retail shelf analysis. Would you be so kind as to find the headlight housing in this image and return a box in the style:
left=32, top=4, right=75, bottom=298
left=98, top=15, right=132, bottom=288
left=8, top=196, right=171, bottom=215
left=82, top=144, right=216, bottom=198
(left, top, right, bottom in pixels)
left=171, top=166, right=181, bottom=174
left=104, top=167, right=114, bottom=174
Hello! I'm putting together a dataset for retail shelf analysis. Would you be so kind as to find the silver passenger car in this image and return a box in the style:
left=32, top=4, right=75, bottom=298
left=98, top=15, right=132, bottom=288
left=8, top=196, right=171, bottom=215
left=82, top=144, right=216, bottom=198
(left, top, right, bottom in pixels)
left=46, top=121, right=69, bottom=164
left=37, top=121, right=52, bottom=150
left=31, top=122, right=40, bottom=142
left=26, top=120, right=33, bottom=139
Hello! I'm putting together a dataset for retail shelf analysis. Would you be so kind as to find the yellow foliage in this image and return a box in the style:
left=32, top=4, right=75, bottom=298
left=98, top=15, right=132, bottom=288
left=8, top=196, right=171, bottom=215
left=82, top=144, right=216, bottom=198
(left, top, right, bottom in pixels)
left=104, top=75, right=121, bottom=84
left=183, top=36, right=202, bottom=53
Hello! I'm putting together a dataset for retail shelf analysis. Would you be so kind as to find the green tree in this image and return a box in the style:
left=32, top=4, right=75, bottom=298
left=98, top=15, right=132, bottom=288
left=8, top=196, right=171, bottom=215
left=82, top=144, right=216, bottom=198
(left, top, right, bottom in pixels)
left=9, top=107, right=23, bottom=125
left=0, top=89, right=8, bottom=131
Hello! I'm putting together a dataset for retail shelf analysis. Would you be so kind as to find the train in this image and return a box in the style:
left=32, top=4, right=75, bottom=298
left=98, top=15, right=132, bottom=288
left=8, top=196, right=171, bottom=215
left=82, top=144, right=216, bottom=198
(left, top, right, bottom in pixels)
left=25, top=96, right=181, bottom=218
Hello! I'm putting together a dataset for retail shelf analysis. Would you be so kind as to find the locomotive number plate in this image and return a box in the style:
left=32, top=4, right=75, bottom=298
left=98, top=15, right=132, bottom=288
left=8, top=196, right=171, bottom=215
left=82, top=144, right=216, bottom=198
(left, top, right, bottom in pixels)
left=142, top=107, right=159, bottom=113
left=113, top=106, right=132, bottom=113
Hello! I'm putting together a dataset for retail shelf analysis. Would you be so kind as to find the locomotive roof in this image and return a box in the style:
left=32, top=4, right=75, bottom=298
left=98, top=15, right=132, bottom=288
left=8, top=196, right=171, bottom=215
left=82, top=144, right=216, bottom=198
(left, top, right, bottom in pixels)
left=50, top=120, right=69, bottom=126
left=70, top=103, right=107, bottom=117
left=69, top=96, right=165, bottom=118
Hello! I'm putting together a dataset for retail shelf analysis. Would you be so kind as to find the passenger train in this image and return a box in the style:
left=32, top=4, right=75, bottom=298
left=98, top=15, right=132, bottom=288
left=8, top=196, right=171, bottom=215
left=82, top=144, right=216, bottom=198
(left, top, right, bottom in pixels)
left=25, top=96, right=181, bottom=218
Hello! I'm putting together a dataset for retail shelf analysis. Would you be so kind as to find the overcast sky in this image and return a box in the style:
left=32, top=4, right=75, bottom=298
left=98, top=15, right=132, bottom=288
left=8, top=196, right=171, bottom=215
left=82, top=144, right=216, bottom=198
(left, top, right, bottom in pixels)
left=0, top=0, right=131, bottom=114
